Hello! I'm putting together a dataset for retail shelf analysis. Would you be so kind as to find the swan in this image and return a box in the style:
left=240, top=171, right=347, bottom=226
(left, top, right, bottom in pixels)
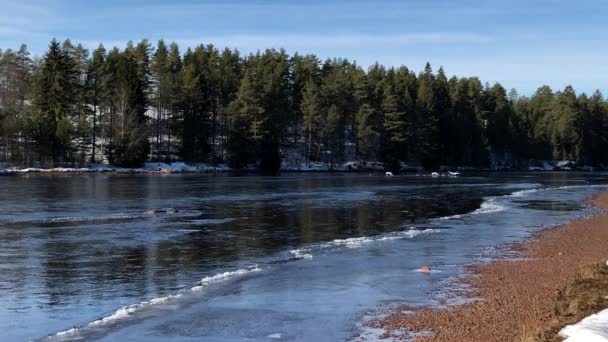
left=385, top=171, right=394, bottom=177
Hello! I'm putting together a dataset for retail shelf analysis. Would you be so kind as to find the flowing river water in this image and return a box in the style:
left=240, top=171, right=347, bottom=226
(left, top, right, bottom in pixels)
left=1, top=172, right=607, bottom=341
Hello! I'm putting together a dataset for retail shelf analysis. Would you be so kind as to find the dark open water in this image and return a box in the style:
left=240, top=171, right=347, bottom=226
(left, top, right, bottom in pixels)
left=0, top=172, right=607, bottom=341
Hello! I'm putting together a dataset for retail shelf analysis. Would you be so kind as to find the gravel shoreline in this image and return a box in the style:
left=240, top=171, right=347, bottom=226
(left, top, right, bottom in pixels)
left=376, top=190, right=608, bottom=341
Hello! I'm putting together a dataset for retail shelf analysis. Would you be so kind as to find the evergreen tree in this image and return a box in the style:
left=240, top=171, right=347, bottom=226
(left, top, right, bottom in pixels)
left=227, top=68, right=264, bottom=169
left=586, top=91, right=608, bottom=165
left=415, top=63, right=441, bottom=168
left=165, top=42, right=182, bottom=162
left=101, top=47, right=121, bottom=163
left=486, top=84, right=514, bottom=154
left=381, top=80, right=407, bottom=171
left=86, top=44, right=106, bottom=163
left=257, top=50, right=290, bottom=173
left=151, top=40, right=169, bottom=159
left=105, top=50, right=150, bottom=167
left=217, top=48, right=241, bottom=161
left=549, top=86, right=583, bottom=162
left=31, top=39, right=76, bottom=165
left=179, top=46, right=210, bottom=162
left=434, top=67, right=452, bottom=165
left=0, top=45, right=33, bottom=162
left=291, top=54, right=321, bottom=145
left=68, top=43, right=91, bottom=163
left=300, top=80, right=323, bottom=163
left=356, top=103, right=379, bottom=160
left=325, top=104, right=343, bottom=167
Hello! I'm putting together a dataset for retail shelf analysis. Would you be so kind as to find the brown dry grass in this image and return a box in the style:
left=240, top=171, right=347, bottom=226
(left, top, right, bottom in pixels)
left=535, top=263, right=608, bottom=341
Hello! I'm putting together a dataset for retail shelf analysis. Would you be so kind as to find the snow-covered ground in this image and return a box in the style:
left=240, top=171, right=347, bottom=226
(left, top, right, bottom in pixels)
left=280, top=161, right=347, bottom=172
left=560, top=309, right=608, bottom=342
left=0, top=159, right=602, bottom=174
left=0, top=162, right=231, bottom=174
left=0, top=161, right=354, bottom=174
left=141, top=162, right=230, bottom=172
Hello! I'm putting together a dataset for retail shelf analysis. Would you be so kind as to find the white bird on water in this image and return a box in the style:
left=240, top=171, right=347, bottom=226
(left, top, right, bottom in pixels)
left=448, top=171, right=461, bottom=177
left=385, top=171, right=394, bottom=177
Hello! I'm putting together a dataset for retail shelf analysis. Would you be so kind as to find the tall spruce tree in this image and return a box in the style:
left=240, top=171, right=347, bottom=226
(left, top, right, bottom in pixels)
left=381, top=80, right=407, bottom=171
left=151, top=40, right=169, bottom=160
left=227, top=68, right=264, bottom=169
left=415, top=63, right=441, bottom=168
left=105, top=49, right=150, bottom=167
left=87, top=44, right=106, bottom=163
left=550, top=86, right=583, bottom=162
left=434, top=67, right=452, bottom=165
left=32, top=39, right=76, bottom=165
left=165, top=42, right=182, bottom=162
left=300, top=79, right=323, bottom=163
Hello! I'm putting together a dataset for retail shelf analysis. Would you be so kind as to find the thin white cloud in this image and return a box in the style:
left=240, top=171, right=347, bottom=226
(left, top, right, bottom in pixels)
left=167, top=32, right=492, bottom=49
left=99, top=1, right=523, bottom=20
left=0, top=1, right=55, bottom=39
left=1, top=0, right=50, bottom=15
left=77, top=32, right=491, bottom=55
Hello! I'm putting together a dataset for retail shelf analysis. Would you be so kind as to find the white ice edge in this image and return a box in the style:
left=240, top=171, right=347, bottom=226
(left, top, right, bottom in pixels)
left=289, top=228, right=440, bottom=258
left=332, top=228, right=439, bottom=247
left=511, top=184, right=608, bottom=197
left=288, top=249, right=314, bottom=260
left=559, top=308, right=608, bottom=342
left=471, top=198, right=506, bottom=215
left=459, top=184, right=608, bottom=218
left=50, top=226, right=435, bottom=341
left=50, top=226, right=438, bottom=339
left=191, top=265, right=262, bottom=291
left=46, top=265, right=262, bottom=341
left=441, top=185, right=537, bottom=219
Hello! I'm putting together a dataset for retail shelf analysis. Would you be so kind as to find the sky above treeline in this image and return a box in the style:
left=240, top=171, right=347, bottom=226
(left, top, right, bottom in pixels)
left=1, top=0, right=607, bottom=96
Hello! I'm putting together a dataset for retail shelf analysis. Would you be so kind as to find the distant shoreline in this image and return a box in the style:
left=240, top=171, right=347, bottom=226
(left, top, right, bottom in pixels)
left=1, top=170, right=605, bottom=176
left=375, top=189, right=608, bottom=341
left=0, top=162, right=605, bottom=176
left=1, top=169, right=604, bottom=176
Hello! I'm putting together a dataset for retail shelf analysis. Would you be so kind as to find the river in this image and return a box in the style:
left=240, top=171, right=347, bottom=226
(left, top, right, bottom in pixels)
left=0, top=172, right=607, bottom=341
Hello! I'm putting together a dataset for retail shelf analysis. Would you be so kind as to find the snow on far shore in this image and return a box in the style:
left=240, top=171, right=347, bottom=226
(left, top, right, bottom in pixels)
left=0, top=162, right=231, bottom=174
left=280, top=161, right=347, bottom=172
left=1, top=159, right=600, bottom=174
left=141, top=162, right=230, bottom=172
left=0, top=161, right=354, bottom=173
left=560, top=309, right=608, bottom=342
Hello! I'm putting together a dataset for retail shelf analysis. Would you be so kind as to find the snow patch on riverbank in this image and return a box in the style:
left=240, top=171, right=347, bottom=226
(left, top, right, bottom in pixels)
left=560, top=308, right=608, bottom=341
left=280, top=161, right=347, bottom=172
left=0, top=162, right=231, bottom=174
left=1, top=161, right=352, bottom=173
left=141, top=162, right=230, bottom=172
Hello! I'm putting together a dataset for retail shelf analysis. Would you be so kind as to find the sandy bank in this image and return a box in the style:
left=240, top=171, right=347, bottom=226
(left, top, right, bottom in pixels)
left=376, top=190, right=608, bottom=341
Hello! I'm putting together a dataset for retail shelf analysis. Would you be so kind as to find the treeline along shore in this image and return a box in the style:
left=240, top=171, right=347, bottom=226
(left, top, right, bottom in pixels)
left=1, top=39, right=608, bottom=173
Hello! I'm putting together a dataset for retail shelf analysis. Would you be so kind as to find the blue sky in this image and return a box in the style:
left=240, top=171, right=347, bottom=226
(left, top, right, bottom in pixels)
left=1, top=0, right=607, bottom=95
